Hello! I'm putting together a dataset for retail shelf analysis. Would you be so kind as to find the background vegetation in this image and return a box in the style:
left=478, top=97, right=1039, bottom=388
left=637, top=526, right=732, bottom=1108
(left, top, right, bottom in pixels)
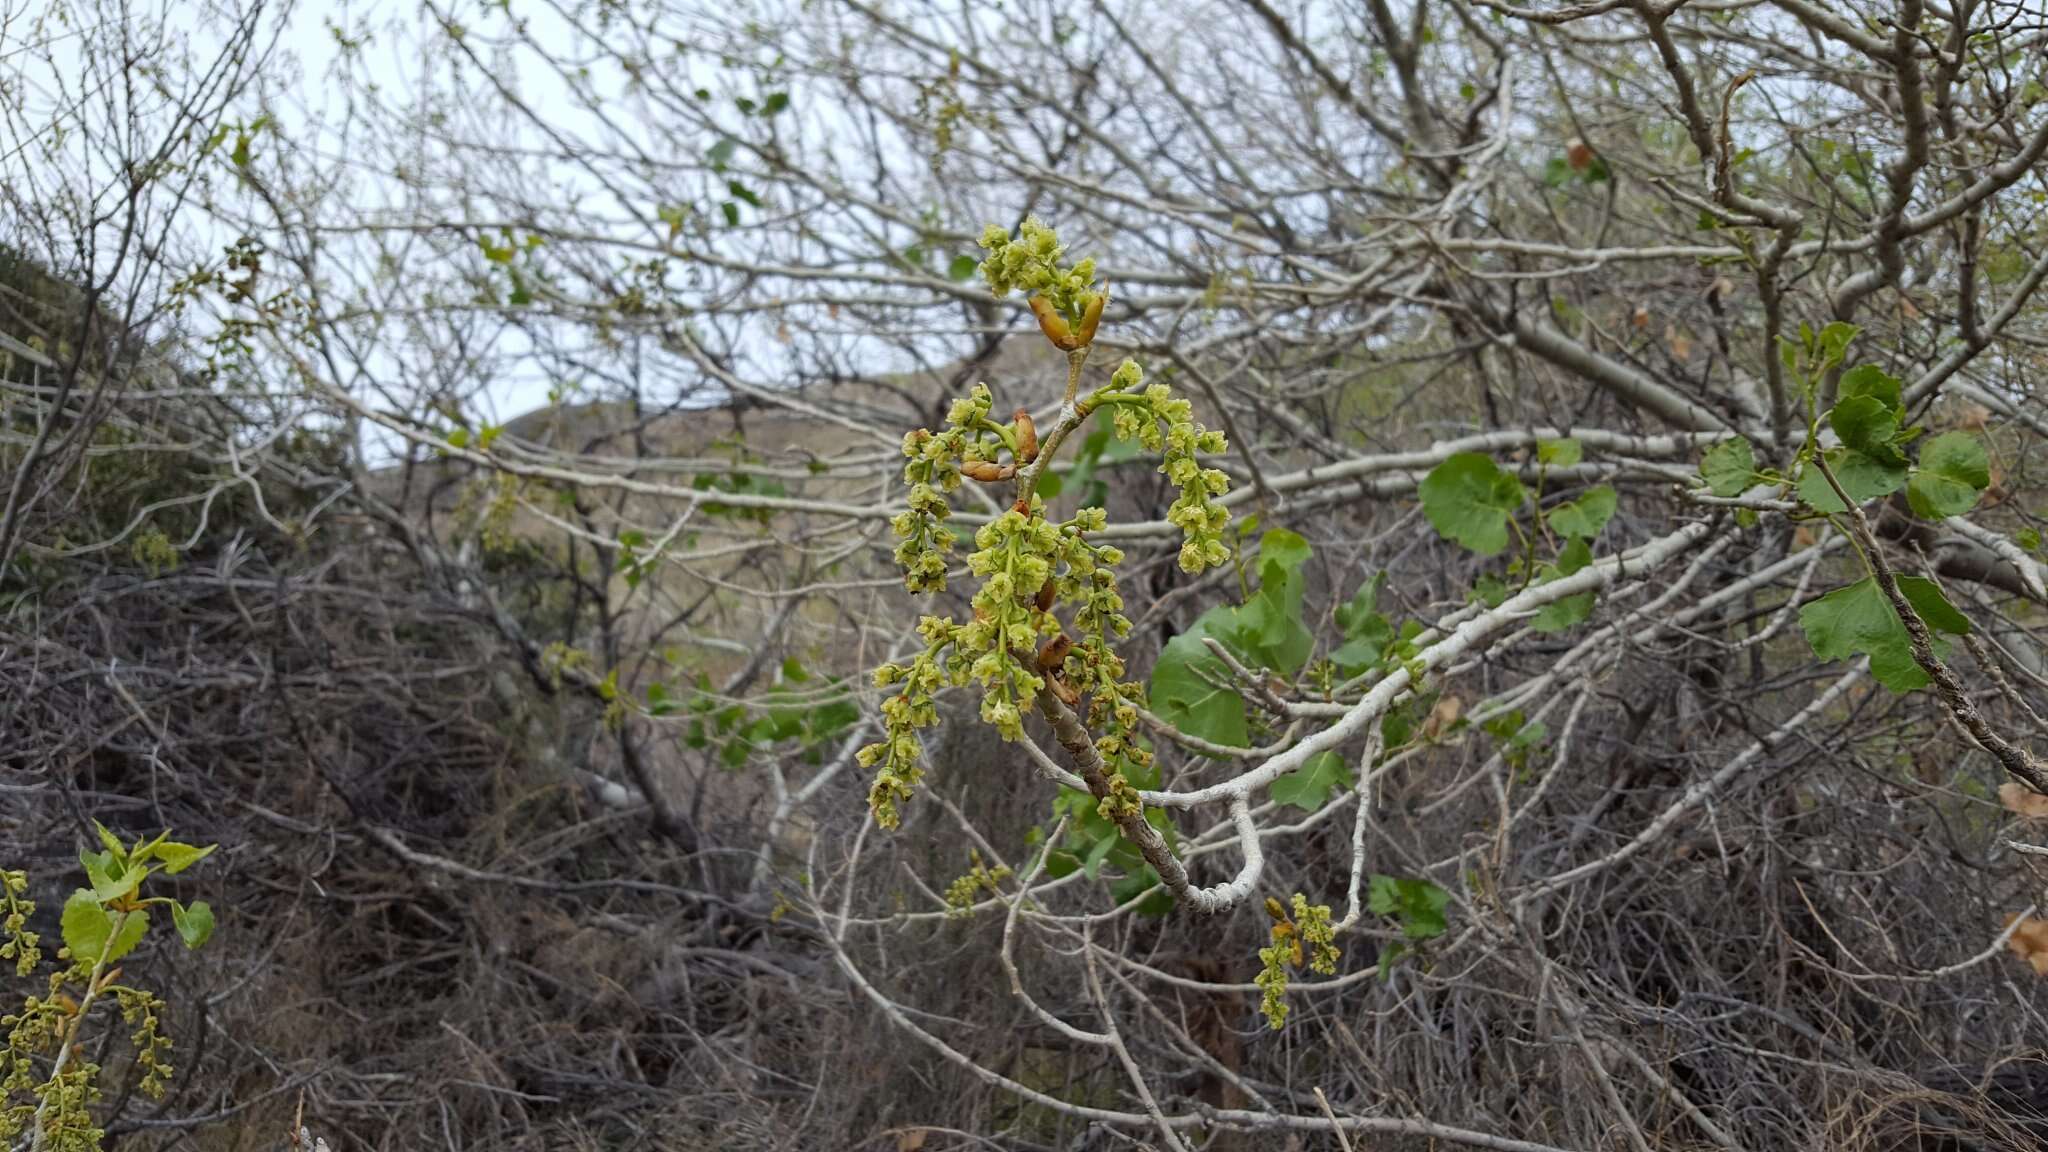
left=4, top=0, right=2048, bottom=1149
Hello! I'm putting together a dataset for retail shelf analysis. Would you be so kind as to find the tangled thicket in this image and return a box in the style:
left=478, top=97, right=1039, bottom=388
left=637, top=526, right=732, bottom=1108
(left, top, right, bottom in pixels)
left=5, top=1, right=2048, bottom=1150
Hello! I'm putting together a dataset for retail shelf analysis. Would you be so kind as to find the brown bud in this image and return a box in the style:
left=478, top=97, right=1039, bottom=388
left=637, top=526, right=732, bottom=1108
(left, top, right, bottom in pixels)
left=959, top=460, right=1015, bottom=483
left=1074, top=289, right=1105, bottom=347
left=1013, top=407, right=1038, bottom=463
left=1049, top=676, right=1081, bottom=708
left=1034, top=577, right=1057, bottom=613
left=1029, top=296, right=1078, bottom=350
left=1036, top=633, right=1073, bottom=673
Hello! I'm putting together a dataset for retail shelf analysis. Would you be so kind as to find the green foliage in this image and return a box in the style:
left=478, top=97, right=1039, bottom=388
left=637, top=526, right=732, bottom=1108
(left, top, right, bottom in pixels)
left=1536, top=437, right=1582, bottom=467
left=1148, top=621, right=1250, bottom=748
left=676, top=669, right=862, bottom=771
left=1529, top=537, right=1596, bottom=632
left=1330, top=572, right=1397, bottom=676
left=1270, top=751, right=1351, bottom=813
left=1148, top=529, right=1314, bottom=749
left=1419, top=453, right=1525, bottom=555
left=1483, top=710, right=1550, bottom=771
left=1906, top=431, right=1990, bottom=518
left=1043, top=409, right=1141, bottom=506
left=1780, top=320, right=1861, bottom=384
left=1799, top=575, right=1970, bottom=692
left=691, top=468, right=788, bottom=524
left=1366, top=873, right=1449, bottom=980
left=1419, top=448, right=1611, bottom=631
left=1544, top=485, right=1615, bottom=539
left=3, top=830, right=217, bottom=1151
left=1700, top=436, right=1759, bottom=497
left=1788, top=358, right=1988, bottom=520
left=1797, top=446, right=1906, bottom=512
left=1769, top=349, right=1992, bottom=696
left=1040, top=751, right=1179, bottom=917
left=1369, top=873, right=1449, bottom=941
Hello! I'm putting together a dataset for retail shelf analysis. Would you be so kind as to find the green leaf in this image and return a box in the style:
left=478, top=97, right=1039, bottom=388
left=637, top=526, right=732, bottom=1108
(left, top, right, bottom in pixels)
left=1270, top=751, right=1352, bottom=813
left=1837, top=363, right=1900, bottom=411
left=445, top=427, right=470, bottom=449
left=1257, top=528, right=1312, bottom=574
left=1150, top=628, right=1248, bottom=748
left=1368, top=874, right=1450, bottom=940
left=1109, top=866, right=1174, bottom=917
left=1223, top=586, right=1314, bottom=676
left=90, top=862, right=147, bottom=903
left=1898, top=575, right=1971, bottom=635
left=62, top=890, right=113, bottom=960
left=1700, top=436, right=1756, bottom=497
left=1797, top=448, right=1906, bottom=512
left=1537, top=438, right=1582, bottom=468
left=1545, top=485, right=1616, bottom=539
left=947, top=254, right=979, bottom=281
left=1080, top=827, right=1119, bottom=879
left=719, top=737, right=750, bottom=769
left=1483, top=710, right=1549, bottom=754
left=720, top=201, right=740, bottom=227
left=645, top=681, right=676, bottom=717
left=761, top=91, right=790, bottom=115
left=105, top=908, right=149, bottom=963
left=1530, top=537, right=1597, bottom=633
left=1335, top=572, right=1386, bottom=635
left=1829, top=395, right=1905, bottom=465
left=1331, top=575, right=1395, bottom=675
left=1470, top=574, right=1510, bottom=608
left=172, top=901, right=215, bottom=950
left=1906, top=431, right=1989, bottom=518
left=1799, top=575, right=1970, bottom=692
left=80, top=849, right=117, bottom=893
left=1817, top=323, right=1861, bottom=368
left=95, top=821, right=127, bottom=860
left=1419, top=453, right=1525, bottom=556
left=1152, top=532, right=1317, bottom=740
left=151, top=841, right=214, bottom=875
left=706, top=137, right=737, bottom=168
